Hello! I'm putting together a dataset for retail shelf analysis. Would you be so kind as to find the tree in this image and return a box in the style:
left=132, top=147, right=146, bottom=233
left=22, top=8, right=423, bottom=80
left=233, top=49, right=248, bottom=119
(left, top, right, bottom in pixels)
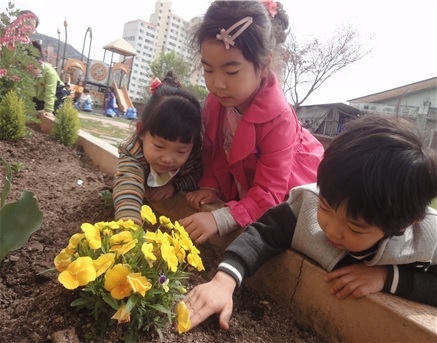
left=280, top=23, right=372, bottom=108
left=138, top=50, right=191, bottom=101
left=147, top=50, right=189, bottom=84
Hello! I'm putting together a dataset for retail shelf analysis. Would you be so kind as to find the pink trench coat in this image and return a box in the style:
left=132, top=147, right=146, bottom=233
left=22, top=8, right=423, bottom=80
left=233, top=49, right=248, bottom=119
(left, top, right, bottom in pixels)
left=199, top=73, right=324, bottom=227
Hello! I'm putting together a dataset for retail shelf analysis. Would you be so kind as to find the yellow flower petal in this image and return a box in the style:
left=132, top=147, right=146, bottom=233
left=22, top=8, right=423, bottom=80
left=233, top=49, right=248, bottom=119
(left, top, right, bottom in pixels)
left=54, top=249, right=72, bottom=272
left=81, top=223, right=102, bottom=250
left=176, top=301, right=191, bottom=333
left=93, top=253, right=115, bottom=277
left=140, top=205, right=157, bottom=225
left=159, top=215, right=174, bottom=229
left=104, top=264, right=132, bottom=300
left=58, top=256, right=96, bottom=289
left=127, top=272, right=152, bottom=297
left=111, top=304, right=131, bottom=324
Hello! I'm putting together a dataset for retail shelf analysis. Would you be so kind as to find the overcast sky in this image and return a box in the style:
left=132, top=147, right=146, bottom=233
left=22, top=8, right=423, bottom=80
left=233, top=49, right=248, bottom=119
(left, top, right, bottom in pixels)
left=2, top=0, right=436, bottom=105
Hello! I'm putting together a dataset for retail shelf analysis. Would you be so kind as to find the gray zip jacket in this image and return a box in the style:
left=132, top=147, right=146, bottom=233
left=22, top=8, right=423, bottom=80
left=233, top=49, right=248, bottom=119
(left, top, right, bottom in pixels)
left=218, top=183, right=437, bottom=307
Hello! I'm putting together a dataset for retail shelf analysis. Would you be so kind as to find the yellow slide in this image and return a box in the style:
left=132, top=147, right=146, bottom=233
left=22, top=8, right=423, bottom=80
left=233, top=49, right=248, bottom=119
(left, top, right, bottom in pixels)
left=112, top=82, right=134, bottom=113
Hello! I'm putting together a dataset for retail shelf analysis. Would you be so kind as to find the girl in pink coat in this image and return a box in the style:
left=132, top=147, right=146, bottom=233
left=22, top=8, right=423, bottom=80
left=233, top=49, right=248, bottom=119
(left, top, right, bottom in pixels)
left=180, top=0, right=324, bottom=244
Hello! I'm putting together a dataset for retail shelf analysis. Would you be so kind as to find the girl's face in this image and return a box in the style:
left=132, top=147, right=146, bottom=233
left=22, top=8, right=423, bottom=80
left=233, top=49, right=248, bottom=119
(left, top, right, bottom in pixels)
left=200, top=39, right=268, bottom=114
left=317, top=197, right=385, bottom=252
left=140, top=132, right=193, bottom=174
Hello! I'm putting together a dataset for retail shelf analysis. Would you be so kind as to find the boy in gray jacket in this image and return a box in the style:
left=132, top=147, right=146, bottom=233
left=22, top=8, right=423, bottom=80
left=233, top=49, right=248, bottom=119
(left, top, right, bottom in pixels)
left=184, top=116, right=437, bottom=331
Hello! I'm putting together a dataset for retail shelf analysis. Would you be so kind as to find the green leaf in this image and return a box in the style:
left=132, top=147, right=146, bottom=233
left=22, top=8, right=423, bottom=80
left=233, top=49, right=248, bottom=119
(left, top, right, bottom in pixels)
left=0, top=190, right=43, bottom=261
left=71, top=297, right=91, bottom=307
left=102, top=293, right=119, bottom=310
left=0, top=157, right=12, bottom=208
left=148, top=303, right=171, bottom=315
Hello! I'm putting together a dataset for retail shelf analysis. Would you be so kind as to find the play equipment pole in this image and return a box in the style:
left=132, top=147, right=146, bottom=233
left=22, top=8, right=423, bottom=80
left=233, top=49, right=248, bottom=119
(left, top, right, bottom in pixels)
left=60, top=18, right=68, bottom=80
left=56, top=27, right=61, bottom=76
left=81, top=27, right=93, bottom=85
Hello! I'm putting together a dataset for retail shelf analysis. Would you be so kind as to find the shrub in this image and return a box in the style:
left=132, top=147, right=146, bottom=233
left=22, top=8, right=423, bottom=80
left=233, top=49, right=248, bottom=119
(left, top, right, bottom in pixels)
left=51, top=98, right=80, bottom=146
left=0, top=90, right=27, bottom=140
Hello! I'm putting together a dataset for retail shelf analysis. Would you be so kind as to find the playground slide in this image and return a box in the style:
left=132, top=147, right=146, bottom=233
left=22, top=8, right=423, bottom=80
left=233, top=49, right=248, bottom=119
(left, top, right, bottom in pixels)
left=112, top=82, right=134, bottom=113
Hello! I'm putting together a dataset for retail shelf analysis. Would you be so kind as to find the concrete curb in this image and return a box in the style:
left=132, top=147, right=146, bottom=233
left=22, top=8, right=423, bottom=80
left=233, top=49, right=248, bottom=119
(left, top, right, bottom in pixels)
left=38, top=114, right=437, bottom=342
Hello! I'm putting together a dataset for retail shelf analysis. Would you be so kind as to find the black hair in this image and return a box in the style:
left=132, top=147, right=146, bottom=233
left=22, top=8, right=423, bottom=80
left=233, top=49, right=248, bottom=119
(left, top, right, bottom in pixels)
left=162, top=70, right=181, bottom=88
left=18, top=10, right=39, bottom=28
left=31, top=40, right=43, bottom=60
left=192, top=0, right=289, bottom=71
left=317, top=116, right=437, bottom=236
left=138, top=85, right=202, bottom=150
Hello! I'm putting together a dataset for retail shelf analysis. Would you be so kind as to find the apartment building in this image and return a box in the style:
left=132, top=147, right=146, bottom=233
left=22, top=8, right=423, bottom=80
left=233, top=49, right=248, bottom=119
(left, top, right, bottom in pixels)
left=122, top=1, right=204, bottom=102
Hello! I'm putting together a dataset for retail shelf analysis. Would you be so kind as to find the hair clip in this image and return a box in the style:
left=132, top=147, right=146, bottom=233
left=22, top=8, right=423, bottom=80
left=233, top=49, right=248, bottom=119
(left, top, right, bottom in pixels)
left=149, top=77, right=162, bottom=94
left=216, top=16, right=253, bottom=50
left=261, top=0, right=278, bottom=17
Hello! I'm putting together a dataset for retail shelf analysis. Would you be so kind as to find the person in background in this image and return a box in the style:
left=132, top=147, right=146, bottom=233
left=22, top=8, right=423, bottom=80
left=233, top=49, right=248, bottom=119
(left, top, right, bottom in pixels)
left=179, top=0, right=324, bottom=245
left=73, top=80, right=84, bottom=104
left=76, top=88, right=93, bottom=112
left=112, top=74, right=203, bottom=225
left=183, top=116, right=437, bottom=331
left=17, top=9, right=39, bottom=40
left=29, top=40, right=67, bottom=116
left=104, top=86, right=120, bottom=118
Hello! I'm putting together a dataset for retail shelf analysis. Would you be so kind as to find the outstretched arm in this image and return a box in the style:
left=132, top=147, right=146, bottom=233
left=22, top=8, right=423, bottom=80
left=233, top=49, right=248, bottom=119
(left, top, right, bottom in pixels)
left=184, top=202, right=296, bottom=330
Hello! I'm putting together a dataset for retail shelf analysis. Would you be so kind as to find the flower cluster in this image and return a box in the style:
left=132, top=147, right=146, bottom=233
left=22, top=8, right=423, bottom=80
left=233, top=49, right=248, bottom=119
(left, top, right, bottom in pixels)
left=0, top=3, right=38, bottom=110
left=54, top=205, right=203, bottom=341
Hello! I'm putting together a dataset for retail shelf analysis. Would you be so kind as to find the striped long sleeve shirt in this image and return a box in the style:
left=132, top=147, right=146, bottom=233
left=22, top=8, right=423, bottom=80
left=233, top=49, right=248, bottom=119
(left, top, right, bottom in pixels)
left=113, top=133, right=202, bottom=224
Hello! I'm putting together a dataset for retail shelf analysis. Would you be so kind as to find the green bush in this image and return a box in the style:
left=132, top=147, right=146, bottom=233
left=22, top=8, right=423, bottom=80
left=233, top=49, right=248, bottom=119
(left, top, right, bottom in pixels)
left=0, top=90, right=27, bottom=141
left=51, top=98, right=80, bottom=146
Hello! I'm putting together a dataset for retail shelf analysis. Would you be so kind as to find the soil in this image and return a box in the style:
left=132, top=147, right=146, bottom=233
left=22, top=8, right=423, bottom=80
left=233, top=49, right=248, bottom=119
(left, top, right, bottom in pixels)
left=0, top=123, right=323, bottom=343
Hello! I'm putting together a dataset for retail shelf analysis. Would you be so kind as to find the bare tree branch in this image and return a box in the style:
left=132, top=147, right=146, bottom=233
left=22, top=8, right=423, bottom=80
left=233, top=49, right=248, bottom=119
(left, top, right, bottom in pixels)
left=281, top=23, right=372, bottom=108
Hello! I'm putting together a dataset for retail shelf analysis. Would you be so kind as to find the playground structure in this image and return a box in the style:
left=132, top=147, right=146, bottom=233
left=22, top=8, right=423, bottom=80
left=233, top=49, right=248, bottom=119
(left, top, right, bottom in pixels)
left=60, top=38, right=137, bottom=115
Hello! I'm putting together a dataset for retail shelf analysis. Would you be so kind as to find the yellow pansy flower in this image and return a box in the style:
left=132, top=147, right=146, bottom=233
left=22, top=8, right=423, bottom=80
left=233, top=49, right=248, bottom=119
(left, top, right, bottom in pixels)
left=58, top=256, right=96, bottom=289
left=176, top=301, right=190, bottom=333
left=187, top=252, right=205, bottom=272
left=81, top=223, right=102, bottom=250
left=141, top=242, right=157, bottom=262
left=159, top=215, right=174, bottom=229
left=111, top=304, right=131, bottom=324
left=141, top=205, right=157, bottom=225
left=110, top=239, right=138, bottom=257
left=104, top=264, right=132, bottom=300
left=93, top=253, right=115, bottom=277
left=161, top=243, right=178, bottom=272
left=54, top=249, right=72, bottom=272
left=109, top=231, right=133, bottom=245
left=66, top=233, right=85, bottom=255
left=127, top=273, right=152, bottom=297
left=116, top=219, right=139, bottom=231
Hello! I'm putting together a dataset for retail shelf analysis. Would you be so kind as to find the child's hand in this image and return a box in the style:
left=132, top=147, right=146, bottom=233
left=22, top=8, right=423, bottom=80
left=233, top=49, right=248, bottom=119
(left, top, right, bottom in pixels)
left=183, top=271, right=236, bottom=331
left=179, top=212, right=217, bottom=244
left=324, top=264, right=387, bottom=299
left=186, top=189, right=218, bottom=210
left=147, top=184, right=175, bottom=202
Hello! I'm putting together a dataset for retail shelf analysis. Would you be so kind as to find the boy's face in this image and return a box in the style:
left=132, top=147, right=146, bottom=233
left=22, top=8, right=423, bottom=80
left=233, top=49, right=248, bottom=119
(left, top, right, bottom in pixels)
left=140, top=132, right=193, bottom=174
left=317, top=197, right=385, bottom=252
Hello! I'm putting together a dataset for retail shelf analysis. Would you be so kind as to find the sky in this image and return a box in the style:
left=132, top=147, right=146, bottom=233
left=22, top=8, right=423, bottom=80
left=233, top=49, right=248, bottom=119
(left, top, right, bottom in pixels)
left=2, top=0, right=436, bottom=105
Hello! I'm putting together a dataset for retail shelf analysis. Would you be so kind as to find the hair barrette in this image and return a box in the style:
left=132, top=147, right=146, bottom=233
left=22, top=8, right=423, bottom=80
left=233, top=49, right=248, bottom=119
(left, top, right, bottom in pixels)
left=149, top=77, right=162, bottom=94
left=261, top=0, right=278, bottom=17
left=216, top=16, right=253, bottom=50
